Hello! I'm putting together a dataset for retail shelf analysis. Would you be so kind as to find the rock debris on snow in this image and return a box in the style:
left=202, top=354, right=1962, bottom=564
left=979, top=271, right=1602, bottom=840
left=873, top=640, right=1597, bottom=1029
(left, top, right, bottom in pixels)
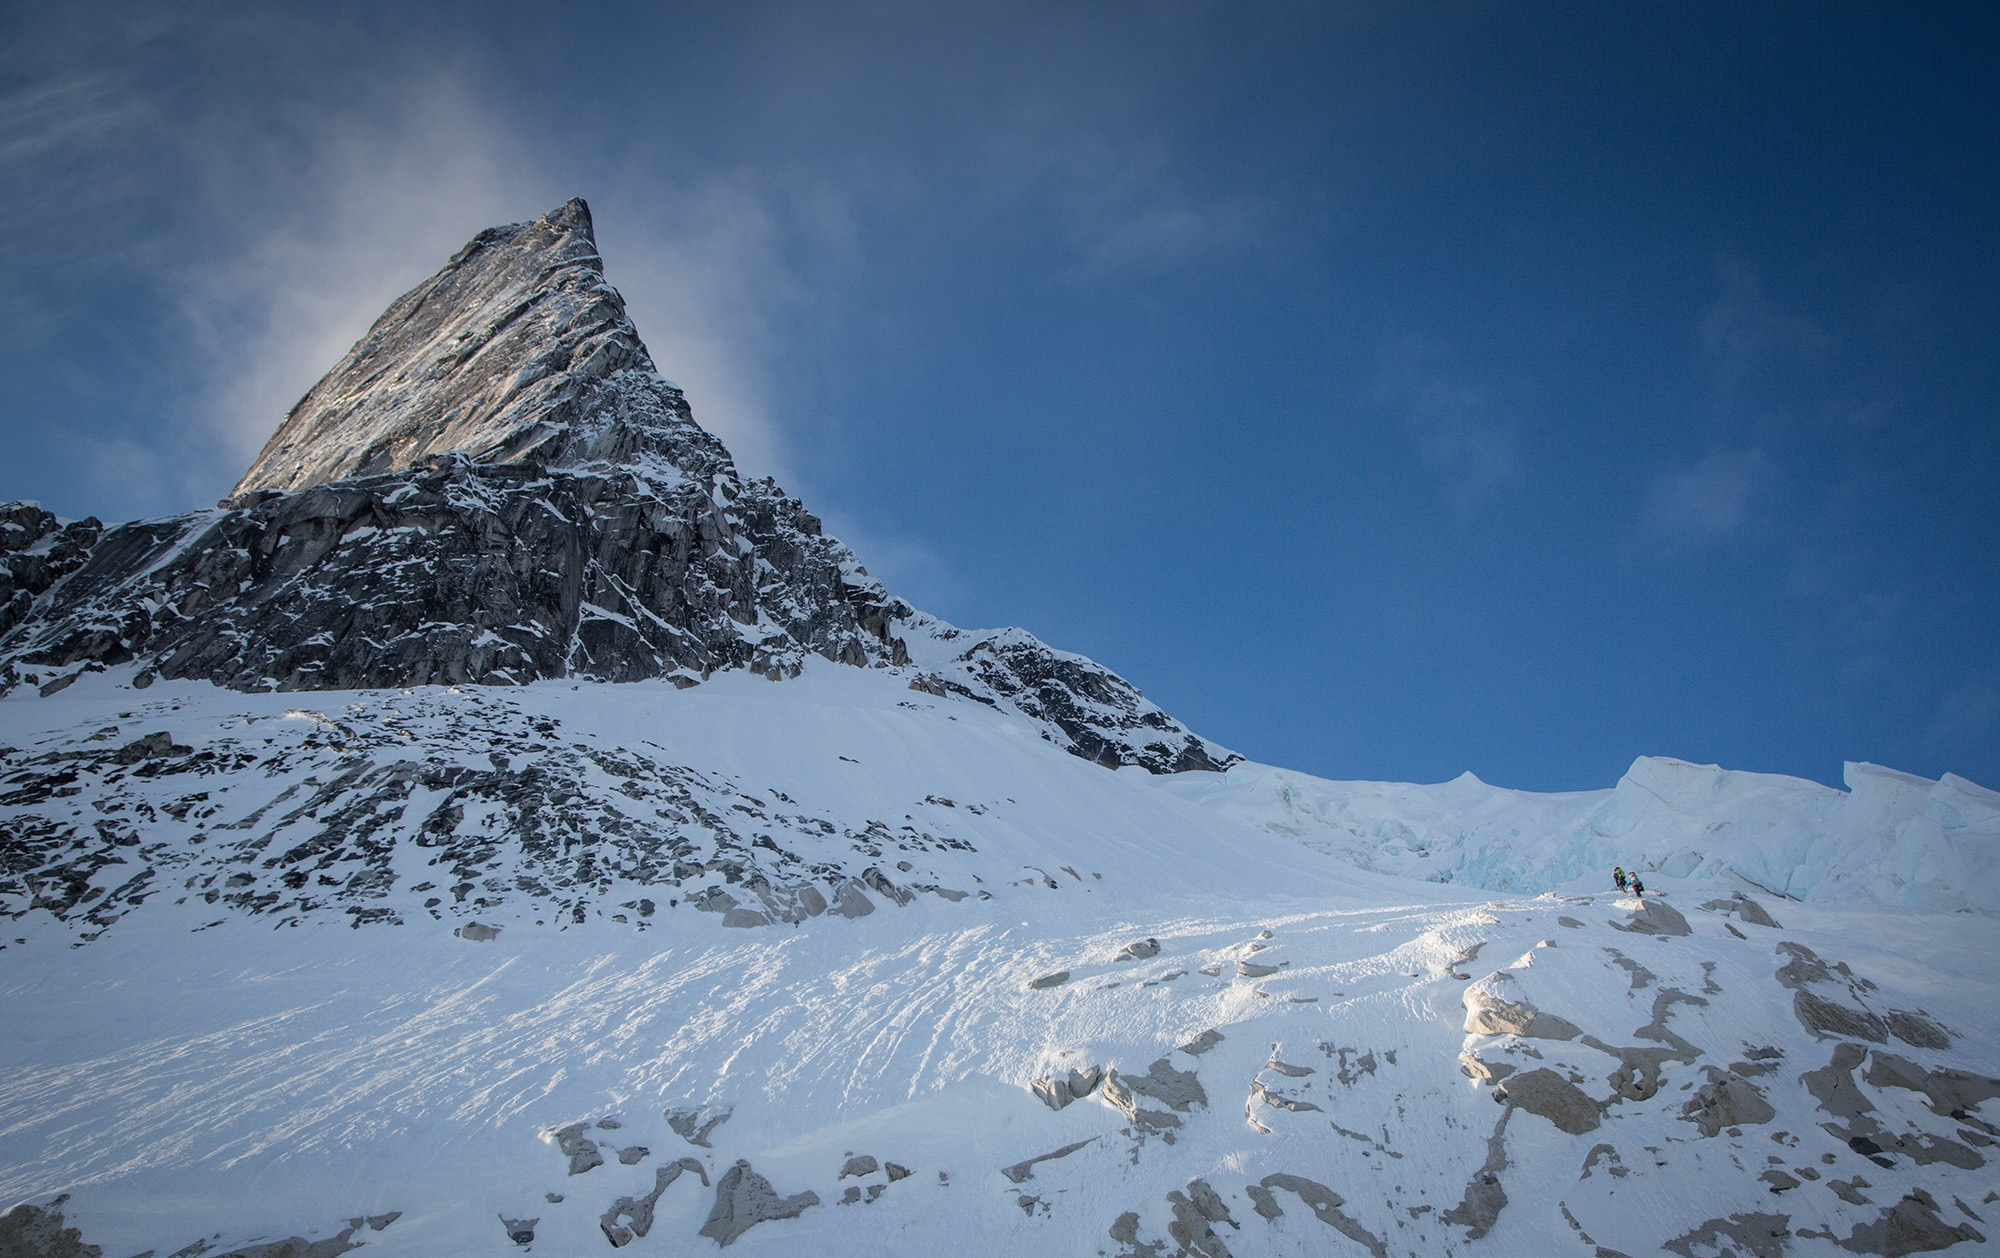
left=1000, top=1139, right=1094, bottom=1184
left=598, top=1158, right=706, bottom=1247
left=664, top=1106, right=731, bottom=1148
left=1494, top=1068, right=1602, bottom=1135
left=697, top=1161, right=819, bottom=1248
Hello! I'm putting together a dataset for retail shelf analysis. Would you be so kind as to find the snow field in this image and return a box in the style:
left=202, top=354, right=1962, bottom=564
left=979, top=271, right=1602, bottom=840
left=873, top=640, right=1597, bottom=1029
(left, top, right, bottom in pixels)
left=2, top=663, right=1997, bottom=1256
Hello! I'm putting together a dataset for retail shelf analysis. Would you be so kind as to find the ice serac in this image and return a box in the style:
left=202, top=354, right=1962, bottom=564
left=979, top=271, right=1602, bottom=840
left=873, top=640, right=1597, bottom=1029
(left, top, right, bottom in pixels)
left=1161, top=752, right=1999, bottom=908
left=0, top=200, right=1230, bottom=774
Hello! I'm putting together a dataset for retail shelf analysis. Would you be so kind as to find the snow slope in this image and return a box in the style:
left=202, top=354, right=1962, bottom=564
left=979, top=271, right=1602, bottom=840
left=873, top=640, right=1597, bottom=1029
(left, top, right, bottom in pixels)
left=3, top=663, right=1997, bottom=1258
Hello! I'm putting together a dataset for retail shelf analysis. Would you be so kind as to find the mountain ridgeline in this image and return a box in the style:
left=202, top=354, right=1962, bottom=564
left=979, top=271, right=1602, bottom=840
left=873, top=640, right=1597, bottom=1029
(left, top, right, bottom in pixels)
left=0, top=199, right=1232, bottom=776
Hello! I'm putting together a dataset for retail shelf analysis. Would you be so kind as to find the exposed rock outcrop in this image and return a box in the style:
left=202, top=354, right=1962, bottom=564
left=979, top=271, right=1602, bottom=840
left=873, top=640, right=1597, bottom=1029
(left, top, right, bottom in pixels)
left=1441, top=1112, right=1511, bottom=1239
left=1682, top=1069, right=1776, bottom=1137
left=1833, top=1189, right=1985, bottom=1256
left=599, top=1158, right=707, bottom=1247
left=1001, top=1138, right=1094, bottom=1184
left=0, top=505, right=101, bottom=656
left=1611, top=897, right=1692, bottom=937
left=1253, top=1174, right=1387, bottom=1257
left=2, top=442, right=909, bottom=694
left=233, top=199, right=648, bottom=497
left=699, top=1161, right=820, bottom=1247
left=1495, top=1068, right=1601, bottom=1135
left=1102, top=1057, right=1207, bottom=1131
left=0, top=1197, right=100, bottom=1258
left=1462, top=972, right=1582, bottom=1040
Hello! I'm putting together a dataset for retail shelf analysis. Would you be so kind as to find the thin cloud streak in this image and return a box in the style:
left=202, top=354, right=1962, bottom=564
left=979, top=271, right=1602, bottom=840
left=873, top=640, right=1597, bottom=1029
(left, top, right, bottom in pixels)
left=1699, top=262, right=1829, bottom=414
left=1636, top=448, right=1777, bottom=552
left=1626, top=270, right=1819, bottom=561
left=1375, top=347, right=1525, bottom=520
left=1, top=3, right=1284, bottom=517
left=603, top=170, right=864, bottom=491
left=169, top=86, right=528, bottom=482
left=0, top=11, right=534, bottom=512
left=990, top=110, right=1268, bottom=281
left=1931, top=663, right=2000, bottom=761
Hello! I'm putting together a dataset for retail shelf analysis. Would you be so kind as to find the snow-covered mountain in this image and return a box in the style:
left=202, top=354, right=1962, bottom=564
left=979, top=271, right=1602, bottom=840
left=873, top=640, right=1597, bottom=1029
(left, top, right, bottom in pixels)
left=0, top=200, right=1228, bottom=776
left=2, top=201, right=1996, bottom=1258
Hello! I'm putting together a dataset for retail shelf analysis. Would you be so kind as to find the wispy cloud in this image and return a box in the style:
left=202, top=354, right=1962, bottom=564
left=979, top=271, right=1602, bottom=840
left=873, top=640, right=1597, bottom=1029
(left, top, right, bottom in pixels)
left=0, top=11, right=536, bottom=512
left=180, top=148, right=846, bottom=506
left=3, top=2, right=1294, bottom=526
left=1375, top=348, right=1524, bottom=519
left=1626, top=267, right=1825, bottom=558
left=1636, top=448, right=1776, bottom=551
left=1078, top=201, right=1253, bottom=275
left=0, top=72, right=147, bottom=172
left=1699, top=263, right=1828, bottom=411
left=979, top=97, right=1267, bottom=281
left=603, top=170, right=862, bottom=490
left=167, top=84, right=529, bottom=482
left=811, top=505, right=965, bottom=620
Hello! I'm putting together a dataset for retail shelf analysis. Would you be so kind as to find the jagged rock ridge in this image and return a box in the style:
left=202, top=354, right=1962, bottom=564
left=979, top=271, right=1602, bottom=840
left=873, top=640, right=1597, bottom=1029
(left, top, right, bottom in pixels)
left=0, top=200, right=1232, bottom=775
left=0, top=503, right=100, bottom=641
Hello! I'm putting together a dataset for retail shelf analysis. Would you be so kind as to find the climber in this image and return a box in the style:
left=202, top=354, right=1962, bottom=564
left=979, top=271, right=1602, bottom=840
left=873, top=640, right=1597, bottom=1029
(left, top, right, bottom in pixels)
left=1613, top=867, right=1628, bottom=892
left=1630, top=876, right=1645, bottom=898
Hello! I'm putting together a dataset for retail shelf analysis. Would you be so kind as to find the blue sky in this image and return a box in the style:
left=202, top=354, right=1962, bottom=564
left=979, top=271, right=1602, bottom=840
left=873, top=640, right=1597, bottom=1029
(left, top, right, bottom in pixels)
left=3, top=2, right=1996, bottom=791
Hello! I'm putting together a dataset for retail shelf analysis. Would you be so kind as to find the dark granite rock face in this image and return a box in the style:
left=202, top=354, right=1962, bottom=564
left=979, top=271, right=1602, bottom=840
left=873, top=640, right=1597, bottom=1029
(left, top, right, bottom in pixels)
left=907, top=628, right=1235, bottom=774
left=3, top=449, right=904, bottom=694
left=1, top=503, right=101, bottom=649
left=0, top=198, right=1232, bottom=775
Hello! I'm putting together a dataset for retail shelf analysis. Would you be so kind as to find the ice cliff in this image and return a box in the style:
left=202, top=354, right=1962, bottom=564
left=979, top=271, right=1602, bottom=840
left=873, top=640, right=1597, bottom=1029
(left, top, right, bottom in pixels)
left=1163, top=754, right=2000, bottom=912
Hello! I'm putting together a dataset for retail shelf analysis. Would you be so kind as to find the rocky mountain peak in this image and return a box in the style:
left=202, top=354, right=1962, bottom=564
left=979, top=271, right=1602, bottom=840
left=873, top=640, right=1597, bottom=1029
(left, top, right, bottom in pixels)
left=231, top=197, right=674, bottom=500
left=0, top=200, right=1234, bottom=775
